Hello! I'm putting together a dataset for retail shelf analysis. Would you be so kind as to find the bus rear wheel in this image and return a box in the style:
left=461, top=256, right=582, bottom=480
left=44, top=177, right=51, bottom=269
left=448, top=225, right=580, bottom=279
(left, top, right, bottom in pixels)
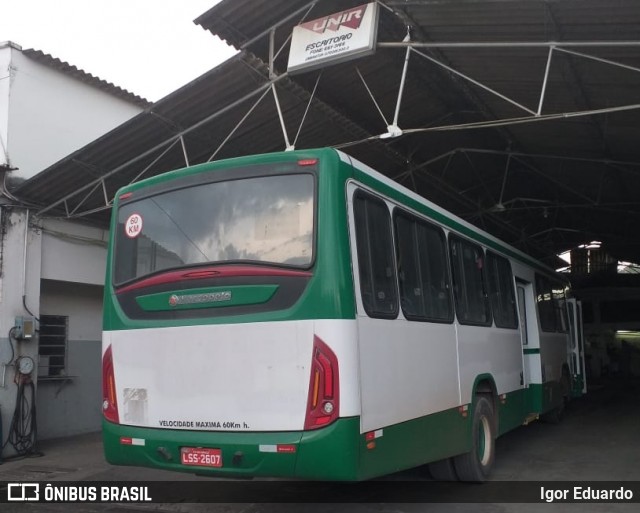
left=453, top=396, right=495, bottom=482
left=542, top=373, right=570, bottom=424
left=428, top=457, right=458, bottom=481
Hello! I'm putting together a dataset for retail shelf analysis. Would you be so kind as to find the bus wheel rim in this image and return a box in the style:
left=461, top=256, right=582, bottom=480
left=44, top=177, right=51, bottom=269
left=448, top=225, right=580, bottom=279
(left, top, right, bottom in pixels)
left=477, top=416, right=491, bottom=466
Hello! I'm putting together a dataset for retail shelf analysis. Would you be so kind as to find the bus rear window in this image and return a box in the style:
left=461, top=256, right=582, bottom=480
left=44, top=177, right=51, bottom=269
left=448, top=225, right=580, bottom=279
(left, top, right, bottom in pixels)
left=114, top=173, right=315, bottom=284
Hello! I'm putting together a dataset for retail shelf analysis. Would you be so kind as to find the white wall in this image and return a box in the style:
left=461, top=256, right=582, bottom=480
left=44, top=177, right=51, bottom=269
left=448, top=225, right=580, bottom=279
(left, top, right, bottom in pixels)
left=0, top=208, right=42, bottom=458
left=0, top=216, right=107, bottom=445
left=0, top=43, right=13, bottom=168
left=0, top=41, right=143, bottom=455
left=5, top=44, right=143, bottom=181
left=0, top=209, right=42, bottom=345
left=36, top=219, right=108, bottom=440
left=41, top=219, right=108, bottom=286
left=37, top=279, right=104, bottom=440
left=40, top=280, right=104, bottom=341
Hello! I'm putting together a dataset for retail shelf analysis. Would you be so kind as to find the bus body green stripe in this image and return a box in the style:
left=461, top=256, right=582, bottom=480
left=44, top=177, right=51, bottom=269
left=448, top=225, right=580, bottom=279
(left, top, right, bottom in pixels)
left=571, top=375, right=584, bottom=398
left=103, top=388, right=546, bottom=480
left=104, top=406, right=474, bottom=481
left=526, top=382, right=563, bottom=414
left=103, top=419, right=304, bottom=478
left=497, top=388, right=528, bottom=435
left=523, top=348, right=541, bottom=354
left=104, top=418, right=362, bottom=480
left=356, top=406, right=470, bottom=480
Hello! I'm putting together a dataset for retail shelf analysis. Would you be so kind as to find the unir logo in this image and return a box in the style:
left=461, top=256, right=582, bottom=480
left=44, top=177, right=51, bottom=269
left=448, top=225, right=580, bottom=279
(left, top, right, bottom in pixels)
left=300, top=4, right=368, bottom=34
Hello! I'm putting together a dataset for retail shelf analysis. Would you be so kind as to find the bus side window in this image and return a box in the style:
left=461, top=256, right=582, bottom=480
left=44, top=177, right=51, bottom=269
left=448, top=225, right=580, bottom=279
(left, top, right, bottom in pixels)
left=114, top=222, right=139, bottom=284
left=486, top=252, right=518, bottom=329
left=394, top=210, right=453, bottom=322
left=449, top=236, right=492, bottom=326
left=552, top=283, right=569, bottom=332
left=535, top=274, right=556, bottom=331
left=353, top=191, right=398, bottom=319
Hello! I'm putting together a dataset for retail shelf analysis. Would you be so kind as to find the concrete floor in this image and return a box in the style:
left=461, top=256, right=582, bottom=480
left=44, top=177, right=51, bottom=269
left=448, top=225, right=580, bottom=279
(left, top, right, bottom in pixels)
left=1, top=378, right=638, bottom=512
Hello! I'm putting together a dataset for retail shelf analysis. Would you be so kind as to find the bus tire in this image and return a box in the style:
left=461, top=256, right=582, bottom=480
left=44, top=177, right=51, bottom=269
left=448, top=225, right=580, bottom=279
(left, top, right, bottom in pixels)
left=428, top=457, right=458, bottom=481
left=542, top=374, right=570, bottom=424
left=453, top=396, right=495, bottom=482
left=542, top=404, right=563, bottom=424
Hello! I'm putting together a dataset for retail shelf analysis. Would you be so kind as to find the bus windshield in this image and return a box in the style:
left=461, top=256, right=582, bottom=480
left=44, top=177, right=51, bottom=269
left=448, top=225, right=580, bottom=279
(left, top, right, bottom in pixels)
left=114, top=173, right=315, bottom=284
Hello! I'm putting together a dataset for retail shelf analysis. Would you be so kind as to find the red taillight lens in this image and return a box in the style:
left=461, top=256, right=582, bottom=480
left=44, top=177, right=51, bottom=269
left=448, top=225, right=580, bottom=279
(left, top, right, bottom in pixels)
left=304, top=336, right=339, bottom=430
left=102, top=345, right=120, bottom=423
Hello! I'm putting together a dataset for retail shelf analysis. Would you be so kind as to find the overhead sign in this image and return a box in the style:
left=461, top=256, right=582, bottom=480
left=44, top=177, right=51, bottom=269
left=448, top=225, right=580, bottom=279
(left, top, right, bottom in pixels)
left=287, top=3, right=379, bottom=74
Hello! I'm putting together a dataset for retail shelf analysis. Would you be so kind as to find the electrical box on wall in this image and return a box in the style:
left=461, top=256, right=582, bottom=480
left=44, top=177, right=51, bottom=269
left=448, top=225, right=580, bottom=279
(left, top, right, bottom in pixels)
left=14, top=316, right=36, bottom=340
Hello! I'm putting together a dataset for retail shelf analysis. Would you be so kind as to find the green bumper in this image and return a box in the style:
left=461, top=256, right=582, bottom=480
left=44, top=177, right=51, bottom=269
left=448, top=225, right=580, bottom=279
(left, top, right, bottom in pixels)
left=103, top=417, right=361, bottom=480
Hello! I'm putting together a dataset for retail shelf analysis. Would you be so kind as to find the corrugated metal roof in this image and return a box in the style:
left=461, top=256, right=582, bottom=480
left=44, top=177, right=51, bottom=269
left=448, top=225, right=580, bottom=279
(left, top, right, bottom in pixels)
left=22, top=48, right=151, bottom=107
left=13, top=52, right=404, bottom=224
left=10, top=0, right=640, bottom=266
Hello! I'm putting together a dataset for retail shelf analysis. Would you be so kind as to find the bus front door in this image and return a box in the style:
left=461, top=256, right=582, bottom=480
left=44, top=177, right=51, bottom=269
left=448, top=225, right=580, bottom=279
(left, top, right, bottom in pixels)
left=516, top=282, right=532, bottom=389
left=567, top=298, right=587, bottom=397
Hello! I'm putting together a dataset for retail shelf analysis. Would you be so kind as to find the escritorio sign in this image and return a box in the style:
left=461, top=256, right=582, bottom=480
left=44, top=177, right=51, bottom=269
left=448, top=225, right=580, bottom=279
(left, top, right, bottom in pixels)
left=287, top=3, right=379, bottom=74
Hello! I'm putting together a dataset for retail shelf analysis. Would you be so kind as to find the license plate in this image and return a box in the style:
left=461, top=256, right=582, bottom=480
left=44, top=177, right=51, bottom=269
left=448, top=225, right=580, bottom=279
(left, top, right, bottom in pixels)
left=180, top=447, right=223, bottom=467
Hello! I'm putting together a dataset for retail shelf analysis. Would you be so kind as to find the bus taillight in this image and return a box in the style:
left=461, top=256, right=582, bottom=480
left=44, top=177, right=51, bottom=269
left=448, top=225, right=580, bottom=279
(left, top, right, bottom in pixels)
left=304, top=336, right=339, bottom=430
left=102, top=345, right=120, bottom=423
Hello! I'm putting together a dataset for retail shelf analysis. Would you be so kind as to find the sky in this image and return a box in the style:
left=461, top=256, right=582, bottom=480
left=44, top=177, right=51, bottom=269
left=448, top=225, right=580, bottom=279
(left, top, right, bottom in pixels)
left=0, top=0, right=237, bottom=102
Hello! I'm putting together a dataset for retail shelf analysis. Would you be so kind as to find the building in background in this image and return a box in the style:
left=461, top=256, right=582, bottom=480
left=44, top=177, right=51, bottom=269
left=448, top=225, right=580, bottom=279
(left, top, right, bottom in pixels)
left=0, top=41, right=148, bottom=458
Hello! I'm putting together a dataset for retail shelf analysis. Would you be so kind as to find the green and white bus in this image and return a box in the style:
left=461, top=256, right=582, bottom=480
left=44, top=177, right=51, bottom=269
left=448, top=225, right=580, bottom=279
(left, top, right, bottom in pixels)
left=102, top=148, right=585, bottom=481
